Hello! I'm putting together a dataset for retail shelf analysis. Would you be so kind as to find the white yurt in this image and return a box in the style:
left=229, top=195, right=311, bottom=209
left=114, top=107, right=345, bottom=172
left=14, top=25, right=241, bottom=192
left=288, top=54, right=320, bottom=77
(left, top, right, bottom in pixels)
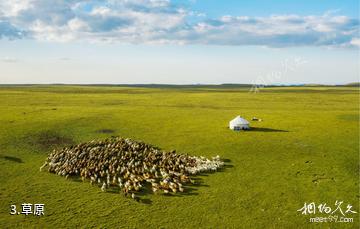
left=229, top=116, right=250, bottom=130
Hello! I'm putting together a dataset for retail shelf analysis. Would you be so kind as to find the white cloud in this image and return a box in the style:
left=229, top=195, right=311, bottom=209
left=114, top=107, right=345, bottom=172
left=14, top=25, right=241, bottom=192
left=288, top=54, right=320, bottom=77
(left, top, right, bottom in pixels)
left=90, top=6, right=112, bottom=16
left=2, top=56, right=18, bottom=63
left=68, top=18, right=89, bottom=31
left=350, top=38, right=360, bottom=47
left=0, top=0, right=358, bottom=48
left=0, top=0, right=32, bottom=17
left=59, top=57, right=71, bottom=61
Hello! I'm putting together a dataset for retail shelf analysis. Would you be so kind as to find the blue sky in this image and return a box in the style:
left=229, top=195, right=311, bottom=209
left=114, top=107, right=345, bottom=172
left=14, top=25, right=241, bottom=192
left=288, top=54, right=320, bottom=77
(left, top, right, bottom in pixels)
left=189, top=0, right=359, bottom=18
left=0, top=0, right=359, bottom=84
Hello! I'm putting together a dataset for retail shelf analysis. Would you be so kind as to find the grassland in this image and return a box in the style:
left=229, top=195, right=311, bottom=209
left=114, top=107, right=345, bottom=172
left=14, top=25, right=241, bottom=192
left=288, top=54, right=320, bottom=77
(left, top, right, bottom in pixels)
left=0, top=85, right=358, bottom=228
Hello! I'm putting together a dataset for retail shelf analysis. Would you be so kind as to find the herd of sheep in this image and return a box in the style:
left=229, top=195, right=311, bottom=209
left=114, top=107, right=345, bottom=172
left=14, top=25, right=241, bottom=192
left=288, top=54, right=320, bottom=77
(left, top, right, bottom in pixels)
left=40, top=137, right=224, bottom=200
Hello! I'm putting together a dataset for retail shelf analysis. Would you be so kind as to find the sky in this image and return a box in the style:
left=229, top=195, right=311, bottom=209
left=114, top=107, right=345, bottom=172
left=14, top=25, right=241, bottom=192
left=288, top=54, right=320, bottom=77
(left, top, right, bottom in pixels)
left=0, top=0, right=359, bottom=84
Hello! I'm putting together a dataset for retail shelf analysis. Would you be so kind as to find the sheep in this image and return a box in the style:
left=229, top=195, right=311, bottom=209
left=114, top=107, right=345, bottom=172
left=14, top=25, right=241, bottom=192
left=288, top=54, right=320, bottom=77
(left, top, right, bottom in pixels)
left=42, top=136, right=225, bottom=199
left=39, top=162, right=47, bottom=172
left=101, top=182, right=107, bottom=192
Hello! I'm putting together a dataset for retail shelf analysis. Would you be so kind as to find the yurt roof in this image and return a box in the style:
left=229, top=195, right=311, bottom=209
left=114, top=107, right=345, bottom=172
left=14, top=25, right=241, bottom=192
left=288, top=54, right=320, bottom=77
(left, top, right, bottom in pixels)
left=230, top=116, right=249, bottom=125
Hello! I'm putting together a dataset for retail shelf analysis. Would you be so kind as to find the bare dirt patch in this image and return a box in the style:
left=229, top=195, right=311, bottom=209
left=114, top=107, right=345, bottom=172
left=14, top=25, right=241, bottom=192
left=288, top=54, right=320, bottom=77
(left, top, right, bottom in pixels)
left=96, top=129, right=115, bottom=134
left=28, top=131, right=75, bottom=150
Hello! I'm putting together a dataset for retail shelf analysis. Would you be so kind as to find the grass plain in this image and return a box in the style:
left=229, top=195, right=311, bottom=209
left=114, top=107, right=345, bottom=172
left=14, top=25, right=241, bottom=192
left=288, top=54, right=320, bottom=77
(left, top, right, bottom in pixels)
left=0, top=85, right=358, bottom=228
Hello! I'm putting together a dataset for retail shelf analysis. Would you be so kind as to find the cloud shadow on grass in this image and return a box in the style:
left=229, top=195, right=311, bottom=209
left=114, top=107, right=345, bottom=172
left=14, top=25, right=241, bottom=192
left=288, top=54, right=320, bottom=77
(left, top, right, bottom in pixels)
left=0, top=155, right=23, bottom=163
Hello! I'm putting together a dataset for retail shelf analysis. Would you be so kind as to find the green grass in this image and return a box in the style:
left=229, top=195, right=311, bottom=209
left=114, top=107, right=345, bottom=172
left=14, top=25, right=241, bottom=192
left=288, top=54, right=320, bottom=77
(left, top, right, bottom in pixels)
left=0, top=86, right=358, bottom=228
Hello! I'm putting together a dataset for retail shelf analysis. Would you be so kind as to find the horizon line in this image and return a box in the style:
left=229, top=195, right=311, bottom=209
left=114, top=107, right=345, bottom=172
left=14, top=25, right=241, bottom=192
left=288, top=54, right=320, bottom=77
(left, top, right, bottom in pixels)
left=0, top=82, right=359, bottom=87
